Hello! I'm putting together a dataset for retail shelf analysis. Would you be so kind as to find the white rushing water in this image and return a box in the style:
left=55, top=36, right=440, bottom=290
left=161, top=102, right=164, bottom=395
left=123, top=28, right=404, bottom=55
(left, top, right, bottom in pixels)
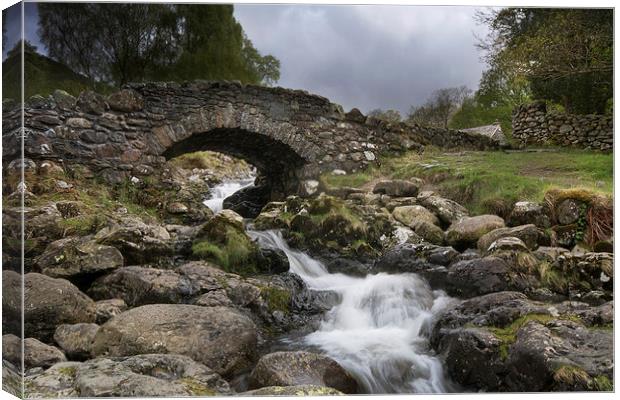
left=203, top=177, right=255, bottom=213
left=249, top=229, right=456, bottom=394
left=206, top=179, right=455, bottom=394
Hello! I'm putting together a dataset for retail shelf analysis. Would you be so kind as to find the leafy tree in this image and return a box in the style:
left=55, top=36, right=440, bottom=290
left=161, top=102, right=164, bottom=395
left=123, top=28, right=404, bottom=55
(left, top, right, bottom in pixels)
left=407, top=86, right=471, bottom=128
left=449, top=96, right=513, bottom=135
left=368, top=108, right=402, bottom=123
left=476, top=8, right=612, bottom=114
left=37, top=3, right=280, bottom=87
left=242, top=34, right=280, bottom=86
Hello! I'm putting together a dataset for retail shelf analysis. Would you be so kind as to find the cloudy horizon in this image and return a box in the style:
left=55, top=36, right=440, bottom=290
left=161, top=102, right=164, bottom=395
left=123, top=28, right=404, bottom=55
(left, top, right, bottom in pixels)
left=3, top=2, right=489, bottom=115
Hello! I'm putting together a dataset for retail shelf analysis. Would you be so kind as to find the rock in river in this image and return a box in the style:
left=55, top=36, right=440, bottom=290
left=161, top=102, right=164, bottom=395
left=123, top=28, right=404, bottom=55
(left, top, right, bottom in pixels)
left=91, top=304, right=258, bottom=377
left=24, top=354, right=231, bottom=397
left=2, top=271, right=96, bottom=341
left=249, top=351, right=358, bottom=394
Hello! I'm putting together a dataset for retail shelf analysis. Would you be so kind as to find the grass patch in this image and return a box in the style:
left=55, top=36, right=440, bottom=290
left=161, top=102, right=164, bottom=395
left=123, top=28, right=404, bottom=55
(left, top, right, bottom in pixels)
left=169, top=151, right=251, bottom=177
left=320, top=170, right=376, bottom=188
left=260, top=286, right=291, bottom=314
left=192, top=226, right=259, bottom=275
left=321, top=147, right=612, bottom=217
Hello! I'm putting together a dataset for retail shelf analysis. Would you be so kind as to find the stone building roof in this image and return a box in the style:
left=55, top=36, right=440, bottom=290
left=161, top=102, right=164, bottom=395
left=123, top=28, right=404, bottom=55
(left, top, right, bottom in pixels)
left=459, top=122, right=508, bottom=147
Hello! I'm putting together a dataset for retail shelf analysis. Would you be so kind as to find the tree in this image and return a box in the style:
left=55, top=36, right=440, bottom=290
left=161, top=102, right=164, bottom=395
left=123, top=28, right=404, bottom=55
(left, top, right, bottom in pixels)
left=476, top=8, right=612, bottom=114
left=241, top=35, right=280, bottom=86
left=368, top=108, right=402, bottom=123
left=37, top=3, right=280, bottom=87
left=407, top=86, right=471, bottom=128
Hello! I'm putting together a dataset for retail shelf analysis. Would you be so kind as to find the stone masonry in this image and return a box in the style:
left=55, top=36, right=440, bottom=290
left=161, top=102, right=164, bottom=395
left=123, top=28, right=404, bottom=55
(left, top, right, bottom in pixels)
left=512, top=102, right=612, bottom=151
left=3, top=80, right=501, bottom=196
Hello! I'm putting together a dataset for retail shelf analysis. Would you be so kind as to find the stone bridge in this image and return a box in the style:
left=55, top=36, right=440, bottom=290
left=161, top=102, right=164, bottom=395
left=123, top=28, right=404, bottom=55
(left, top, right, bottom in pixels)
left=3, top=81, right=500, bottom=198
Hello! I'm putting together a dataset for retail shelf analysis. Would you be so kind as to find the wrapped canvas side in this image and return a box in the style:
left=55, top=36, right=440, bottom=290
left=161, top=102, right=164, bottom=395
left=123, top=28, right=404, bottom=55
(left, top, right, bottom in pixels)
left=2, top=2, right=25, bottom=398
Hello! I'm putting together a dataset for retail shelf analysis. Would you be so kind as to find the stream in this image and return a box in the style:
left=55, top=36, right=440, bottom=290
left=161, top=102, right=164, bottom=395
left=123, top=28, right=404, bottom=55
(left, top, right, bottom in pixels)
left=204, top=179, right=456, bottom=394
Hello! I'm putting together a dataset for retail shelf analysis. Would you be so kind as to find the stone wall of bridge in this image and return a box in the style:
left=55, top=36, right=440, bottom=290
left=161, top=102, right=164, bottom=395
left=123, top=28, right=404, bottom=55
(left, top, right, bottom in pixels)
left=3, top=80, right=502, bottom=197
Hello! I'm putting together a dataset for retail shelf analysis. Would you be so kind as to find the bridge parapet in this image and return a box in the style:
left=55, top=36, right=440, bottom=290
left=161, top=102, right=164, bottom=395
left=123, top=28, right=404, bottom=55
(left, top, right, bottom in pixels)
left=3, top=81, right=501, bottom=196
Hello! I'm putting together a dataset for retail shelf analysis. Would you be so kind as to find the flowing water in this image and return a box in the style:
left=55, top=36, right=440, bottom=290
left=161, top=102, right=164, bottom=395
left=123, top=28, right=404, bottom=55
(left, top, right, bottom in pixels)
left=205, top=180, right=456, bottom=394
left=203, top=177, right=256, bottom=213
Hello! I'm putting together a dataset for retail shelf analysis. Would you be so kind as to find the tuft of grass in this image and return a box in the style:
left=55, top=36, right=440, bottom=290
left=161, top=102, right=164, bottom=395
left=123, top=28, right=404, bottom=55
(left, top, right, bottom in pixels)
left=57, top=366, right=77, bottom=378
left=192, top=226, right=259, bottom=275
left=592, top=375, right=613, bottom=391
left=553, top=365, right=592, bottom=388
left=537, top=261, right=569, bottom=293
left=260, top=286, right=291, bottom=314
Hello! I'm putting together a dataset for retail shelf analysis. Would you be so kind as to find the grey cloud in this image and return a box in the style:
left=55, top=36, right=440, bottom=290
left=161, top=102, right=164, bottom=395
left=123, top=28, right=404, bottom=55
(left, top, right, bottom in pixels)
left=234, top=4, right=489, bottom=115
left=3, top=3, right=487, bottom=116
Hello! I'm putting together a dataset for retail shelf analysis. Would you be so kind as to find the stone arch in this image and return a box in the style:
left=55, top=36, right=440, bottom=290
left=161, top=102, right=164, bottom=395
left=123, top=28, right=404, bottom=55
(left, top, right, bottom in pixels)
left=150, top=105, right=322, bottom=199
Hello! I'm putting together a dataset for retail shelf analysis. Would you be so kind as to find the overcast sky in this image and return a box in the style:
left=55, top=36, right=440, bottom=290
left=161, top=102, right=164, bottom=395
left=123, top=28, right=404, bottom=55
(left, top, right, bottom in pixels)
left=3, top=2, right=489, bottom=114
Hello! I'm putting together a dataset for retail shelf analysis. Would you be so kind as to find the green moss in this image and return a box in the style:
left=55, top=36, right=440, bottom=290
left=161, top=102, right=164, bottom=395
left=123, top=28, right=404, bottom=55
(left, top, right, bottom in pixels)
left=192, top=226, right=259, bottom=275
left=592, top=375, right=613, bottom=391
left=488, top=313, right=569, bottom=360
left=178, top=378, right=217, bottom=396
left=260, top=286, right=291, bottom=314
left=58, top=214, right=105, bottom=235
left=57, top=366, right=77, bottom=378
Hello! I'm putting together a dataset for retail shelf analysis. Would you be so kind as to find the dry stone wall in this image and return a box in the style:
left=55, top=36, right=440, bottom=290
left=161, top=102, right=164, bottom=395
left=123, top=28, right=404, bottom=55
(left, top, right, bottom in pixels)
left=512, top=102, right=612, bottom=151
left=3, top=80, right=502, bottom=196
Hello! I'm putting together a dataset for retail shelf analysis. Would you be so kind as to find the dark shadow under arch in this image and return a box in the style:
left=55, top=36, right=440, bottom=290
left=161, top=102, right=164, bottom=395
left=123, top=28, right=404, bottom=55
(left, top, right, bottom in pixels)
left=163, top=128, right=308, bottom=207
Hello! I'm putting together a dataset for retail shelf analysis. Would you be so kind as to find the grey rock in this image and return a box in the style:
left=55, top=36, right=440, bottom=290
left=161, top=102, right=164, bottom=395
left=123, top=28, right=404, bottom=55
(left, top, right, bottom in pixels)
left=431, top=291, right=613, bottom=392
left=94, top=299, right=127, bottom=324
left=91, top=304, right=258, bottom=376
left=249, top=351, right=358, bottom=394
left=76, top=90, right=107, bottom=115
left=446, top=256, right=515, bottom=298
left=418, top=194, right=469, bottom=225
left=556, top=199, right=583, bottom=225
left=107, top=89, right=144, bottom=112
left=3, top=334, right=67, bottom=370
left=2, top=271, right=96, bottom=341
left=373, top=179, right=420, bottom=197
left=35, top=236, right=123, bottom=279
left=445, top=215, right=505, bottom=250
left=54, top=323, right=100, bottom=360
left=478, top=224, right=539, bottom=252
left=94, top=216, right=172, bottom=264
left=24, top=354, right=230, bottom=397
left=507, top=201, right=551, bottom=228
left=242, top=385, right=343, bottom=396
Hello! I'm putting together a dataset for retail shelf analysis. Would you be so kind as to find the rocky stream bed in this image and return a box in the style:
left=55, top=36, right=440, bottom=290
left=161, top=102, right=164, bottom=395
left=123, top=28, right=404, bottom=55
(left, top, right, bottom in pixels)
left=1, top=157, right=614, bottom=396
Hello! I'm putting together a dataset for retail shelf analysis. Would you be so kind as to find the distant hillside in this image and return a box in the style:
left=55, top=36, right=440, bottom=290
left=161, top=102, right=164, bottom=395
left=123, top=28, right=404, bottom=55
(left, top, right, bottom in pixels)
left=2, top=49, right=113, bottom=100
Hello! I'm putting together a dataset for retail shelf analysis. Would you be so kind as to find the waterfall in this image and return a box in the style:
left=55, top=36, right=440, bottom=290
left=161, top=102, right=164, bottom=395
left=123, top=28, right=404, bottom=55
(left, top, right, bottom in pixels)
left=248, top=229, right=457, bottom=394
left=203, top=177, right=255, bottom=213
left=206, top=179, right=456, bottom=394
